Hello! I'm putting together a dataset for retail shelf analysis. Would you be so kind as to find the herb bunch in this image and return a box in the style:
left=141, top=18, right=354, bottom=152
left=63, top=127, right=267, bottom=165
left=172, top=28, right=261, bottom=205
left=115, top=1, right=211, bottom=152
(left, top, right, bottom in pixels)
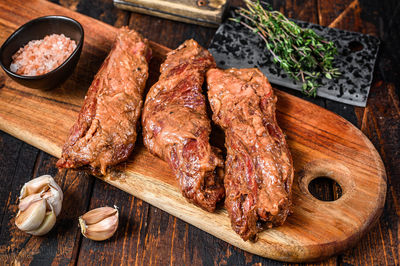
left=232, top=0, right=340, bottom=96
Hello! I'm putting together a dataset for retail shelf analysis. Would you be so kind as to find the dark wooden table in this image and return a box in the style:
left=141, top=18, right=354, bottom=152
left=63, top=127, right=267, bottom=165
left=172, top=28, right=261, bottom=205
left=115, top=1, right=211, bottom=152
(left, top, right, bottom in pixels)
left=1, top=0, right=399, bottom=265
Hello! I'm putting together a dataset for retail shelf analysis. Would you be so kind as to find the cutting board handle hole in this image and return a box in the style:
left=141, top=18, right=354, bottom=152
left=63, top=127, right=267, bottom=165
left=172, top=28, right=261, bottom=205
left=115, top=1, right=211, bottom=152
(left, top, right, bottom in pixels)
left=298, top=159, right=354, bottom=202
left=308, top=177, right=343, bottom=201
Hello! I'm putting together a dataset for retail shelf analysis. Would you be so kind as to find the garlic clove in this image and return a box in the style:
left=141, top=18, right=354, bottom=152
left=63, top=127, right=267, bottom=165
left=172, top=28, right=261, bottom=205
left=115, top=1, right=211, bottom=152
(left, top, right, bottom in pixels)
left=80, top=215, right=118, bottom=241
left=80, top=206, right=118, bottom=225
left=18, top=193, right=43, bottom=212
left=26, top=210, right=56, bottom=236
left=15, top=199, right=46, bottom=231
left=79, top=206, right=119, bottom=241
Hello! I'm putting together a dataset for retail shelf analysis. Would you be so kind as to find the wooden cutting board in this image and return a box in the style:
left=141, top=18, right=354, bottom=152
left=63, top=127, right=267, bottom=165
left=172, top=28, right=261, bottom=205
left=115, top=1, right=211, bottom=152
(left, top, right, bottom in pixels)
left=0, top=0, right=386, bottom=262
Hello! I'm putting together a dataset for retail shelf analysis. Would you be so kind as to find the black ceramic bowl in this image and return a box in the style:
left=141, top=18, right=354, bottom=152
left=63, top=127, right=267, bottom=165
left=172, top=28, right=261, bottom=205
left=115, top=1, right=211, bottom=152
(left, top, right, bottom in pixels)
left=0, top=15, right=84, bottom=90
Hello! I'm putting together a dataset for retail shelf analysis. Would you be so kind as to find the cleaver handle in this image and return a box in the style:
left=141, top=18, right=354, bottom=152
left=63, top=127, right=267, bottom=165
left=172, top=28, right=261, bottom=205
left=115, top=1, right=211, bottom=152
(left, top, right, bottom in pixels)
left=113, top=0, right=231, bottom=28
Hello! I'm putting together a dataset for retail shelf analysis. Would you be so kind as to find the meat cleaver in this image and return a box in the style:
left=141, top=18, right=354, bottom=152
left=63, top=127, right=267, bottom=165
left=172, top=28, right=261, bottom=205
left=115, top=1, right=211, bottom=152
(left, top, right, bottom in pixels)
left=208, top=9, right=380, bottom=107
left=113, top=0, right=230, bottom=28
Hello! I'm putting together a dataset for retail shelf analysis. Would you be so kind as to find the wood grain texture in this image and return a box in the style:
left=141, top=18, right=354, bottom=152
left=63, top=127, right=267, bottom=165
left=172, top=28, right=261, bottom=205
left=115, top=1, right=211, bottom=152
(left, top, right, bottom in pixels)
left=315, top=1, right=400, bottom=265
left=0, top=133, right=94, bottom=265
left=113, top=0, right=229, bottom=27
left=42, top=0, right=400, bottom=264
left=0, top=0, right=387, bottom=262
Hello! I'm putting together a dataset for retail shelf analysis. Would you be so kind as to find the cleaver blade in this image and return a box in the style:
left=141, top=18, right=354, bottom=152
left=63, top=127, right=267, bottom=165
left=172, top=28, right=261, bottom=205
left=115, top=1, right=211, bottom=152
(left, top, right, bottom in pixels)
left=208, top=9, right=380, bottom=107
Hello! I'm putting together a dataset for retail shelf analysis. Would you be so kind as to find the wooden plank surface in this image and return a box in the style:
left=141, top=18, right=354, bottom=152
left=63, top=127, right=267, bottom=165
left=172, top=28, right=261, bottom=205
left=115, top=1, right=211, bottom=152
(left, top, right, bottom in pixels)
left=114, top=0, right=229, bottom=27
left=0, top=0, right=387, bottom=262
left=1, top=0, right=399, bottom=264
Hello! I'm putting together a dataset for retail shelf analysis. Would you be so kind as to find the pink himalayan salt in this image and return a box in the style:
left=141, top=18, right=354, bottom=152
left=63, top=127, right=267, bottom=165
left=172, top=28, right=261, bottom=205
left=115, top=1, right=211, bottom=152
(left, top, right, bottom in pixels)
left=10, top=34, right=77, bottom=76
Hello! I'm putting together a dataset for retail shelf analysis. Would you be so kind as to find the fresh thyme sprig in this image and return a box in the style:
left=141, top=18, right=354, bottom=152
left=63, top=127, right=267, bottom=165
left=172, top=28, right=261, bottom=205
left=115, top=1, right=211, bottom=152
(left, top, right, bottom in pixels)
left=231, top=0, right=340, bottom=96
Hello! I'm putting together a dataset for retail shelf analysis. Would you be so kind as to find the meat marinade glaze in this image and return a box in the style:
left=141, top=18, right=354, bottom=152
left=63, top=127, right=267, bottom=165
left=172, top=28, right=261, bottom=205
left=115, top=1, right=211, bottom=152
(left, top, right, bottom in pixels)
left=142, top=40, right=225, bottom=212
left=57, top=27, right=151, bottom=175
left=207, top=68, right=294, bottom=241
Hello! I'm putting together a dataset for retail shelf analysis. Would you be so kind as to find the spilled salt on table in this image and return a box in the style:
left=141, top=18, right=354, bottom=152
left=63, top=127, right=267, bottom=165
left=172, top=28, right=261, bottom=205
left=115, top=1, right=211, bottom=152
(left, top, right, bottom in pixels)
left=10, top=34, right=77, bottom=76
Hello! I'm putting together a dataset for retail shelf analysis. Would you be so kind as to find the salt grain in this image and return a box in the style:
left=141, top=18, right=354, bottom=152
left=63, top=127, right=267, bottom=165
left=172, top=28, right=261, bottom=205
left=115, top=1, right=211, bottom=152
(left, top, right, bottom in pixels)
left=10, top=34, right=77, bottom=76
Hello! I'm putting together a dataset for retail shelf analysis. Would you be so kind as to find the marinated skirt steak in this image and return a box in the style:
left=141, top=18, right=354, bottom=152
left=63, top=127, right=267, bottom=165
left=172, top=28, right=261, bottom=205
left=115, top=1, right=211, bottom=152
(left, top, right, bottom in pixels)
left=57, top=27, right=151, bottom=175
left=207, top=68, right=294, bottom=241
left=142, top=40, right=224, bottom=212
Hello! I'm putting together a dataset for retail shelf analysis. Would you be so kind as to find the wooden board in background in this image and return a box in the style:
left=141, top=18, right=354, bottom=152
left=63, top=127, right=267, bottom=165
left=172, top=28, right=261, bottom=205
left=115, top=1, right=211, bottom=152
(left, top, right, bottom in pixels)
left=113, top=0, right=230, bottom=27
left=0, top=0, right=386, bottom=262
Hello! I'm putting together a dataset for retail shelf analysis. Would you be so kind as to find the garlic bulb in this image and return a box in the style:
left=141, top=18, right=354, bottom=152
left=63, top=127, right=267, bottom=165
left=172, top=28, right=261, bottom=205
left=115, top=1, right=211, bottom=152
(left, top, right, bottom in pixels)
left=15, top=175, right=63, bottom=236
left=20, top=175, right=63, bottom=216
left=79, top=206, right=119, bottom=241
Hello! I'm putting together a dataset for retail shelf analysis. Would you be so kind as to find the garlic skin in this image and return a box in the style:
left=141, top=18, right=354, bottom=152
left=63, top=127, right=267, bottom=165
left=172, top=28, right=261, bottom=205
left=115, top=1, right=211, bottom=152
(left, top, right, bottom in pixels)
left=15, top=175, right=63, bottom=236
left=79, top=206, right=119, bottom=241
